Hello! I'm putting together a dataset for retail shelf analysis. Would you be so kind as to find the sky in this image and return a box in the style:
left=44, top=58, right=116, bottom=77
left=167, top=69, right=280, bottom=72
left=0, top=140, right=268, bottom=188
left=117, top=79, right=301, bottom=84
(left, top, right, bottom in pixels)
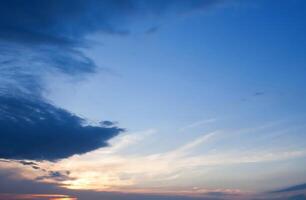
left=0, top=0, right=306, bottom=200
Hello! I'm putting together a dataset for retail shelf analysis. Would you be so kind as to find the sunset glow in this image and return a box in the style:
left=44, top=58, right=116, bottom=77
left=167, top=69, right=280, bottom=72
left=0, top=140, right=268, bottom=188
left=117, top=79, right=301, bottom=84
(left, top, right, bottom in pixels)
left=1, top=0, right=306, bottom=200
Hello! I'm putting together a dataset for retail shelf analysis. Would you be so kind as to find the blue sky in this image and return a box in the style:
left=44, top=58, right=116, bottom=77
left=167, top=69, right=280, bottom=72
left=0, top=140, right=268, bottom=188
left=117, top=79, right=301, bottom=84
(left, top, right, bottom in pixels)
left=0, top=0, right=306, bottom=200
left=46, top=0, right=306, bottom=154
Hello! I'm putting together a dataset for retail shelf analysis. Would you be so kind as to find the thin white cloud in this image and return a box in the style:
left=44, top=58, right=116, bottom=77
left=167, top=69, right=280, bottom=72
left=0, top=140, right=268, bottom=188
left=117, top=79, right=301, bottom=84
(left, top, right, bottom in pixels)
left=179, top=118, right=217, bottom=132
left=102, top=129, right=156, bottom=154
left=46, top=127, right=306, bottom=192
left=3, top=123, right=306, bottom=195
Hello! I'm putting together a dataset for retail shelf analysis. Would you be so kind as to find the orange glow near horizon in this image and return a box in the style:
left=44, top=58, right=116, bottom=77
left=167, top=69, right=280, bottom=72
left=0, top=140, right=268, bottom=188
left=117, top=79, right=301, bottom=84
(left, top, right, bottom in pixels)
left=0, top=194, right=77, bottom=200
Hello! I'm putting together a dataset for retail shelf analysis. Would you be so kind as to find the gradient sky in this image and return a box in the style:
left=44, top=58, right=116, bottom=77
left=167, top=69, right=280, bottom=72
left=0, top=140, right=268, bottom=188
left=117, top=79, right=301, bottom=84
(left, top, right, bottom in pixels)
left=0, top=0, right=306, bottom=200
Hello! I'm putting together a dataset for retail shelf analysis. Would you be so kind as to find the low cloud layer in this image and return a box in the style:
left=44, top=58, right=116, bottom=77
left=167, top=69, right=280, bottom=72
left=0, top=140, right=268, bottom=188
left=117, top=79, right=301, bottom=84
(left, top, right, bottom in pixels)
left=0, top=96, right=123, bottom=160
left=272, top=183, right=306, bottom=193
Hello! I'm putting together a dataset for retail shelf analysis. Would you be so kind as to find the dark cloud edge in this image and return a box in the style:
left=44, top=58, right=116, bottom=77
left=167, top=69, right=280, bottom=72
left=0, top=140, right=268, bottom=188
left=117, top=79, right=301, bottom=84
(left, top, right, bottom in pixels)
left=0, top=95, right=124, bottom=161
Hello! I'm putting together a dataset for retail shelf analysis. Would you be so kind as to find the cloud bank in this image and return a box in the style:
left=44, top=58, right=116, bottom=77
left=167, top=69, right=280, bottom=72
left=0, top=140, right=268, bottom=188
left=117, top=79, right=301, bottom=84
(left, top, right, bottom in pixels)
left=0, top=95, right=123, bottom=160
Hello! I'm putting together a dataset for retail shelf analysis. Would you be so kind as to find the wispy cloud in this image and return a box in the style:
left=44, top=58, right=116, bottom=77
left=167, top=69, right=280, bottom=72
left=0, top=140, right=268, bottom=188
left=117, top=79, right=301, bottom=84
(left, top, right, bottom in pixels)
left=179, top=118, right=217, bottom=132
left=34, top=124, right=306, bottom=193
left=1, top=119, right=305, bottom=195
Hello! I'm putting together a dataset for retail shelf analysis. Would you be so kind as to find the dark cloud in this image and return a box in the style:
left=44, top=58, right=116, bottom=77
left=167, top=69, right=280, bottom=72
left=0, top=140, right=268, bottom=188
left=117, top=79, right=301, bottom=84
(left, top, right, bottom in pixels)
left=0, top=0, right=131, bottom=46
left=145, top=26, right=161, bottom=35
left=0, top=159, right=45, bottom=171
left=0, top=95, right=123, bottom=160
left=100, top=120, right=117, bottom=127
left=272, top=183, right=306, bottom=193
left=18, top=161, right=39, bottom=169
left=0, top=0, right=225, bottom=95
left=18, top=161, right=37, bottom=166
left=0, top=168, right=68, bottom=195
left=36, top=171, right=74, bottom=182
left=0, top=0, right=225, bottom=94
left=0, top=0, right=224, bottom=46
left=31, top=166, right=41, bottom=170
left=287, top=194, right=306, bottom=200
left=0, top=0, right=224, bottom=161
left=254, top=92, right=265, bottom=96
left=17, top=160, right=43, bottom=170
